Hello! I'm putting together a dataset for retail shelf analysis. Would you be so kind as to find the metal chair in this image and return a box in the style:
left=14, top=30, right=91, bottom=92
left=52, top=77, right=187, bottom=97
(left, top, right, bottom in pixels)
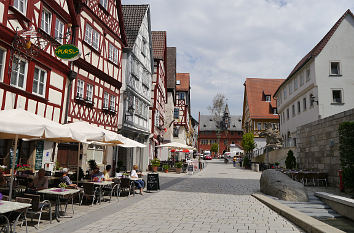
left=0, top=214, right=10, bottom=233
left=24, top=194, right=52, bottom=229
left=80, top=183, right=99, bottom=206
left=316, top=172, right=328, bottom=187
left=118, top=178, right=134, bottom=197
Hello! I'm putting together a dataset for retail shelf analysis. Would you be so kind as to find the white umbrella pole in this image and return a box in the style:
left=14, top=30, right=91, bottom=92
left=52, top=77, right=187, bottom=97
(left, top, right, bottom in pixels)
left=9, top=135, right=19, bottom=201
left=76, top=142, right=80, bottom=184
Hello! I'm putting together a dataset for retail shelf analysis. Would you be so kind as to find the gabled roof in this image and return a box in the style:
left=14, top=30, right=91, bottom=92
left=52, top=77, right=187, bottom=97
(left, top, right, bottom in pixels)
left=176, top=73, right=190, bottom=91
left=152, top=31, right=166, bottom=60
left=274, top=9, right=354, bottom=96
left=244, top=78, right=284, bottom=119
left=166, top=47, right=176, bottom=90
left=199, top=115, right=242, bottom=131
left=122, top=5, right=149, bottom=48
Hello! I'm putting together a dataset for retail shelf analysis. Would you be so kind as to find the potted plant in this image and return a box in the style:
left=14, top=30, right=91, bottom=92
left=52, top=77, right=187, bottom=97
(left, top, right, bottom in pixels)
left=151, top=158, right=160, bottom=172
left=162, top=164, right=169, bottom=173
left=274, top=162, right=280, bottom=169
left=58, top=182, right=67, bottom=192
left=175, top=162, right=183, bottom=174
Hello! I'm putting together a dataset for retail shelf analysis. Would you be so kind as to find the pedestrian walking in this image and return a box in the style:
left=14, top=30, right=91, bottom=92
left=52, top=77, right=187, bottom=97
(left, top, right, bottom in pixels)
left=233, top=156, right=237, bottom=167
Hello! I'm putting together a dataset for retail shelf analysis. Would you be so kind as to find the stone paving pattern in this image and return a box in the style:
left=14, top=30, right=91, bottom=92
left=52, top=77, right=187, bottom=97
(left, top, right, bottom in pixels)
left=71, top=160, right=302, bottom=233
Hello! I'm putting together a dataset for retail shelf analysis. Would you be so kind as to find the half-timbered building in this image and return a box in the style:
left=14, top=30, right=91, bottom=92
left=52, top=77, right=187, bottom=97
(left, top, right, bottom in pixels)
left=118, top=4, right=153, bottom=171
left=150, top=31, right=167, bottom=160
left=0, top=0, right=74, bottom=169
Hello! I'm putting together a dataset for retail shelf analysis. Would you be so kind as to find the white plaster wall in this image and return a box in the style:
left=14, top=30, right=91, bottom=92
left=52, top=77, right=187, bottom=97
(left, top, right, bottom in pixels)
left=0, top=3, right=4, bottom=24
left=164, top=92, right=174, bottom=142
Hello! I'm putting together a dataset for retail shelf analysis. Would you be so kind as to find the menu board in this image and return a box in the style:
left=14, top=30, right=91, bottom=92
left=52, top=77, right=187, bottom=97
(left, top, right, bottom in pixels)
left=147, top=173, right=160, bottom=192
left=35, top=141, right=44, bottom=170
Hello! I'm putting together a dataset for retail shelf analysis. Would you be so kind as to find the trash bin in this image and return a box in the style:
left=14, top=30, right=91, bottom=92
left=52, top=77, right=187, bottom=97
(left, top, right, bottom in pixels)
left=255, top=164, right=259, bottom=172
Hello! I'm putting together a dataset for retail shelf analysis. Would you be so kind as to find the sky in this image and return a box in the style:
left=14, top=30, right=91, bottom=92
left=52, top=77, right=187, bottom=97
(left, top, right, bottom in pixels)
left=122, top=0, right=354, bottom=120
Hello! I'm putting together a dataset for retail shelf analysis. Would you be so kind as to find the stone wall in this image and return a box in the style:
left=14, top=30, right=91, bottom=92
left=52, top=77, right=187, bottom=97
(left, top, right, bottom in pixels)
left=296, top=108, right=354, bottom=187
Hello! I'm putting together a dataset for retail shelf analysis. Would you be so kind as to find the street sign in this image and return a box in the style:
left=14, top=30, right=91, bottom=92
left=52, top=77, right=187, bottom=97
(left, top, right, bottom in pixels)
left=55, top=44, right=80, bottom=61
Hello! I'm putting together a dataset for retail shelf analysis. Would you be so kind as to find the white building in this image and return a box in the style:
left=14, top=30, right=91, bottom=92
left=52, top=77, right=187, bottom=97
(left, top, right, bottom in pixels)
left=274, top=10, right=354, bottom=147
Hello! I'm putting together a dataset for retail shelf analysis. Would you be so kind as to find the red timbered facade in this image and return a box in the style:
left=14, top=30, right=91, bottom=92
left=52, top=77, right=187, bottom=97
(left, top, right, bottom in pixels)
left=67, top=0, right=126, bottom=132
left=174, top=73, right=190, bottom=130
left=151, top=31, right=167, bottom=158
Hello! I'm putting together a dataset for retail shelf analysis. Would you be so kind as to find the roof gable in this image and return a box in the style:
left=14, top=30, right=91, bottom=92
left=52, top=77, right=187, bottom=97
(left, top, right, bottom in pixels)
left=122, top=5, right=148, bottom=48
left=199, top=115, right=242, bottom=131
left=176, top=73, right=190, bottom=91
left=166, top=47, right=176, bottom=90
left=152, top=31, right=166, bottom=60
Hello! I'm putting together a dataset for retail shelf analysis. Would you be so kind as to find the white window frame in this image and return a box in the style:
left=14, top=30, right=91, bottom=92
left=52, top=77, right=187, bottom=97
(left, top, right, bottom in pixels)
left=110, top=95, right=116, bottom=111
left=155, top=109, right=160, bottom=127
left=292, top=104, right=295, bottom=117
left=286, top=108, right=289, bottom=119
left=0, top=48, right=6, bottom=82
left=103, top=92, right=109, bottom=109
left=176, top=80, right=180, bottom=85
left=294, top=77, right=298, bottom=90
left=331, top=89, right=343, bottom=104
left=85, top=24, right=100, bottom=50
left=13, top=0, right=27, bottom=15
left=265, top=95, right=271, bottom=102
left=297, top=101, right=301, bottom=114
left=86, top=83, right=93, bottom=102
left=257, top=122, right=262, bottom=131
left=32, top=67, right=46, bottom=97
left=55, top=18, right=65, bottom=44
left=10, top=56, right=27, bottom=90
left=41, top=8, right=52, bottom=35
left=283, top=88, right=287, bottom=99
left=330, top=61, right=341, bottom=76
left=76, top=79, right=84, bottom=99
left=109, top=43, right=119, bottom=64
left=306, top=69, right=310, bottom=82
left=99, top=0, right=108, bottom=10
left=288, top=81, right=292, bottom=94
left=300, top=73, right=304, bottom=86
left=303, top=98, right=307, bottom=111
left=273, top=108, right=277, bottom=115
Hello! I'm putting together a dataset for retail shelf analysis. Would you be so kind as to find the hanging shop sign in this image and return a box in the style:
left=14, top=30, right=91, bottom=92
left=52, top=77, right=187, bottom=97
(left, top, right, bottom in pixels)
left=55, top=44, right=80, bottom=61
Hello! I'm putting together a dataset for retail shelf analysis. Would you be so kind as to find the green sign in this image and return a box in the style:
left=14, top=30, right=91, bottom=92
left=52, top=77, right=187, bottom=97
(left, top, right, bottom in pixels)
left=55, top=44, right=80, bottom=61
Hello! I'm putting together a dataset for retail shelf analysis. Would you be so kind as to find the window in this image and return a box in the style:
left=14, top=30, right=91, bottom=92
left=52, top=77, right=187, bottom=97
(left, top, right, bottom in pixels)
left=141, top=38, right=147, bottom=56
left=76, top=79, right=84, bottom=99
left=86, top=84, right=93, bottom=102
left=176, top=80, right=180, bottom=85
left=155, top=109, right=159, bottom=127
left=300, top=73, right=304, bottom=86
left=85, top=24, right=100, bottom=50
left=99, top=0, right=108, bottom=10
left=292, top=104, right=295, bottom=117
left=179, top=92, right=185, bottom=100
left=41, top=9, right=52, bottom=34
left=13, top=0, right=27, bottom=15
left=110, top=95, right=116, bottom=111
left=103, top=92, right=109, bottom=109
left=283, top=88, right=287, bottom=99
left=286, top=108, right=289, bottom=119
left=330, top=62, right=340, bottom=75
left=265, top=95, right=271, bottom=102
left=257, top=122, right=262, bottom=131
left=297, top=101, right=301, bottom=114
left=55, top=18, right=64, bottom=43
left=288, top=82, right=293, bottom=94
left=174, top=108, right=179, bottom=119
left=173, top=127, right=179, bottom=137
left=303, top=98, right=307, bottom=111
left=10, top=56, right=27, bottom=89
left=273, top=108, right=277, bottom=115
left=109, top=44, right=119, bottom=64
left=0, top=49, right=5, bottom=82
left=282, top=112, right=285, bottom=122
left=294, top=77, right=298, bottom=90
left=309, top=94, right=314, bottom=107
left=332, top=90, right=343, bottom=104
left=306, top=69, right=310, bottom=82
left=32, top=67, right=46, bottom=96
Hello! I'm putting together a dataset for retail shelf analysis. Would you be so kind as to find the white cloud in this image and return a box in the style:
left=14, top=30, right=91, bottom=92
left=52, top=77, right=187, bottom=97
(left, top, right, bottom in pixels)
left=122, top=0, right=354, bottom=119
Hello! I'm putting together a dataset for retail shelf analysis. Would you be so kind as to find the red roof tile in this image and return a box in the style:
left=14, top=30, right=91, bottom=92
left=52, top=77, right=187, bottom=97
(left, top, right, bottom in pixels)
left=176, top=73, right=190, bottom=91
left=245, top=78, right=284, bottom=119
left=275, top=9, right=354, bottom=96
left=152, top=31, right=166, bottom=60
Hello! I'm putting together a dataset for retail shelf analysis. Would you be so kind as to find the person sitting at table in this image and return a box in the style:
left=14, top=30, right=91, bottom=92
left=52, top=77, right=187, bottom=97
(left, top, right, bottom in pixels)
left=61, top=168, right=77, bottom=188
left=131, top=165, right=144, bottom=195
left=28, top=169, right=48, bottom=191
left=91, top=167, right=104, bottom=182
left=103, top=165, right=112, bottom=181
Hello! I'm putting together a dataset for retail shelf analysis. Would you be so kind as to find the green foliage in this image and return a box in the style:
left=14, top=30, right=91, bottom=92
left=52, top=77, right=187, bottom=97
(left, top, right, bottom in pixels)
left=285, top=150, right=296, bottom=169
left=58, top=182, right=67, bottom=188
left=162, top=164, right=169, bottom=170
left=339, top=122, right=354, bottom=191
left=243, top=156, right=251, bottom=168
left=55, top=161, right=60, bottom=170
left=210, top=143, right=219, bottom=153
left=175, top=161, right=183, bottom=168
left=241, top=133, right=256, bottom=153
left=151, top=158, right=160, bottom=167
left=88, top=160, right=97, bottom=171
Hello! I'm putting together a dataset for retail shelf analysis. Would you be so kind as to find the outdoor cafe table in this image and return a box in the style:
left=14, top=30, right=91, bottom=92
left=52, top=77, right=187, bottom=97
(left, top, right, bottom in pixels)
left=79, top=181, right=113, bottom=203
left=0, top=200, right=32, bottom=232
left=38, top=188, right=79, bottom=222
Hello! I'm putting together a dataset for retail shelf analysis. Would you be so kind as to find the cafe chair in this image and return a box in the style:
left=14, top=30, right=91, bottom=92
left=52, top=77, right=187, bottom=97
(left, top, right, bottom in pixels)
left=0, top=214, right=10, bottom=233
left=2, top=195, right=9, bottom=201
left=80, top=183, right=99, bottom=206
left=118, top=178, right=134, bottom=197
left=316, top=173, right=328, bottom=187
left=24, top=194, right=52, bottom=229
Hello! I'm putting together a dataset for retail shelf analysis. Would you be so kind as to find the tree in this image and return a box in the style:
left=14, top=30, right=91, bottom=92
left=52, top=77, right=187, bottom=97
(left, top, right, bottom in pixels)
left=210, top=143, right=219, bottom=154
left=208, top=93, right=226, bottom=129
left=241, top=133, right=256, bottom=157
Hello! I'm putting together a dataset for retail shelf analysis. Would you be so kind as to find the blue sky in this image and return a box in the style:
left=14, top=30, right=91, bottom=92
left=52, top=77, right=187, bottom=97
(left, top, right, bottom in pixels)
left=122, top=0, right=354, bottom=120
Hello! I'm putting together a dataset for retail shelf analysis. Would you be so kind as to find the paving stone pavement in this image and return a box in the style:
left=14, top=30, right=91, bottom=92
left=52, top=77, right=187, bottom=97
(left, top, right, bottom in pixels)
left=71, top=160, right=303, bottom=233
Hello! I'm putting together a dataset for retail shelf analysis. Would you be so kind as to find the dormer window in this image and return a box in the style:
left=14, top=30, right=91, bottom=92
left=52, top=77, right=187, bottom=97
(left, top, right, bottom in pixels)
left=176, top=80, right=180, bottom=85
left=265, top=95, right=271, bottom=102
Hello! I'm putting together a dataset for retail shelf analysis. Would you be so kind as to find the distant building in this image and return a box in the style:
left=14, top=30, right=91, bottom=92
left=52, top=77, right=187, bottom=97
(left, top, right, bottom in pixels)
left=242, top=78, right=284, bottom=155
left=198, top=105, right=243, bottom=156
left=274, top=10, right=354, bottom=148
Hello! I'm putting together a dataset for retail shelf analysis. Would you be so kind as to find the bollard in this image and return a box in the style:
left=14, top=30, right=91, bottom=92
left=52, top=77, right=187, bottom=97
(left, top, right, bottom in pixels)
left=255, top=163, right=259, bottom=172
left=338, top=169, right=344, bottom=192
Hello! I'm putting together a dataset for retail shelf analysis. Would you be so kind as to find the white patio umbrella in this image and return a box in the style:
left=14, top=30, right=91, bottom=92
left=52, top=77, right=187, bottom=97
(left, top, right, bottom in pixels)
left=118, top=137, right=146, bottom=148
left=0, top=109, right=75, bottom=200
left=157, top=142, right=193, bottom=150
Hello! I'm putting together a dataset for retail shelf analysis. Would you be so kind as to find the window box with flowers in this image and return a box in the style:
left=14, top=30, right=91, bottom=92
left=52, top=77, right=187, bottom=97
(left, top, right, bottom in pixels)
left=15, top=164, right=32, bottom=176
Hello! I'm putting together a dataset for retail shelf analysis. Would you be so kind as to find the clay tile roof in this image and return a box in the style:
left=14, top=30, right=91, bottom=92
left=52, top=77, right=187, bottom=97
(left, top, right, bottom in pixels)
left=152, top=31, right=166, bottom=60
left=245, top=78, right=284, bottom=119
left=275, top=9, right=354, bottom=96
left=122, top=5, right=149, bottom=48
left=199, top=115, right=242, bottom=131
left=166, top=47, right=176, bottom=89
left=176, top=73, right=190, bottom=91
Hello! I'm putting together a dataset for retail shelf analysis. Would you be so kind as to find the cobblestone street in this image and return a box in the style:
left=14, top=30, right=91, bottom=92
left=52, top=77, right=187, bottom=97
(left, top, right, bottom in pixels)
left=67, top=160, right=302, bottom=233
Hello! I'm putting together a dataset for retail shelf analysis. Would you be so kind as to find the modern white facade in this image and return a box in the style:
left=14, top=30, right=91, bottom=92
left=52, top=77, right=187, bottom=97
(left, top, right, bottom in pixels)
left=274, top=10, right=354, bottom=147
